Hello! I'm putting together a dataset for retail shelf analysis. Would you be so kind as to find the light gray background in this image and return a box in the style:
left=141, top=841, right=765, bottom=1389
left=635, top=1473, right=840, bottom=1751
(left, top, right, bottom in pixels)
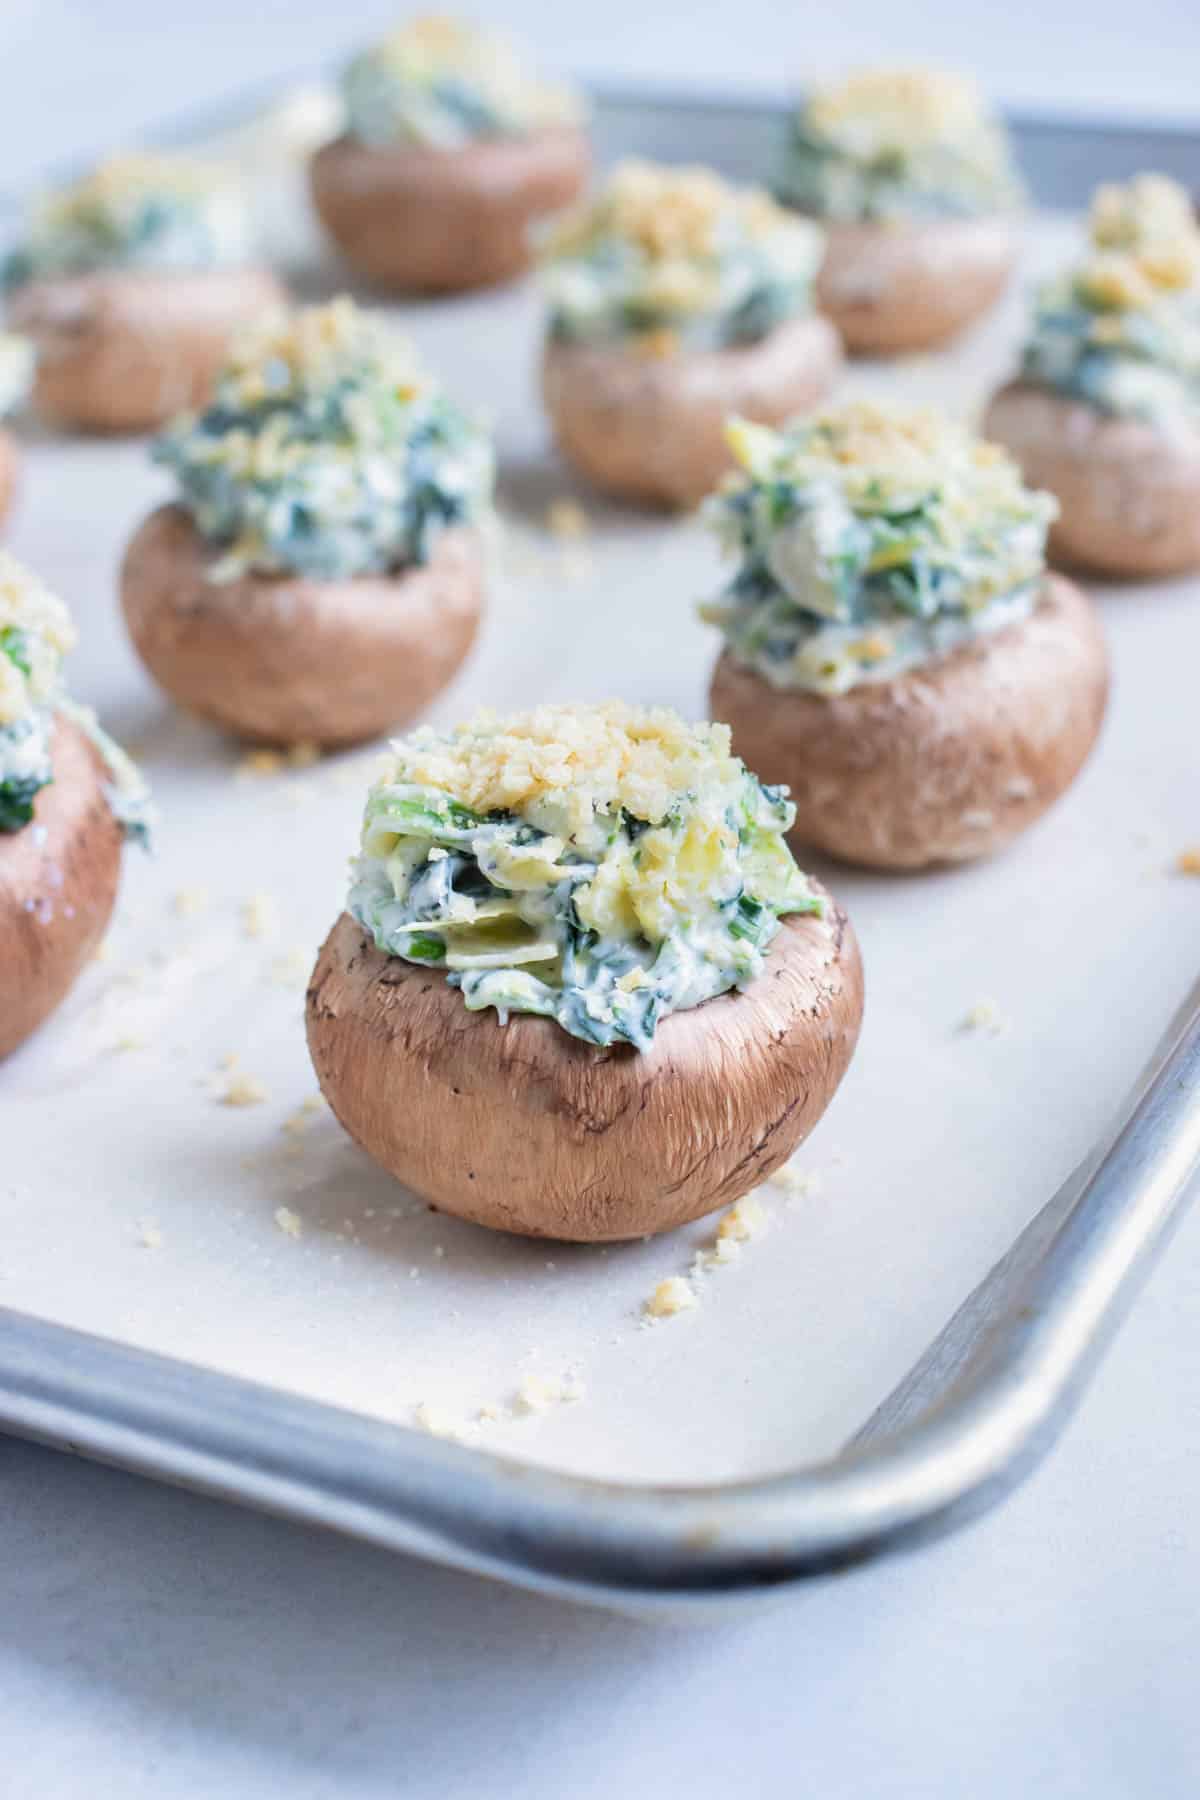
left=3, top=5, right=1200, bottom=1797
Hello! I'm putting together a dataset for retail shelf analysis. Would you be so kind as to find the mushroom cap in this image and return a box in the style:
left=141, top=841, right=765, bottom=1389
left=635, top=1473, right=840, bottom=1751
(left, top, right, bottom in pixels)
left=0, top=713, right=123, bottom=1060
left=306, top=896, right=863, bottom=1242
left=814, top=215, right=1017, bottom=355
left=309, top=127, right=591, bottom=292
left=709, top=575, right=1108, bottom=870
left=982, top=380, right=1200, bottom=580
left=7, top=266, right=288, bottom=433
left=0, top=429, right=17, bottom=526
left=120, top=504, right=484, bottom=747
left=541, top=314, right=843, bottom=508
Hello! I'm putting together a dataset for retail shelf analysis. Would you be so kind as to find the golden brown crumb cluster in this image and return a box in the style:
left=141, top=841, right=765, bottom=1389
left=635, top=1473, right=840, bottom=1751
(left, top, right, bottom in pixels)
left=1076, top=174, right=1200, bottom=311
left=382, top=702, right=739, bottom=830
left=548, top=159, right=791, bottom=264
left=805, top=68, right=990, bottom=150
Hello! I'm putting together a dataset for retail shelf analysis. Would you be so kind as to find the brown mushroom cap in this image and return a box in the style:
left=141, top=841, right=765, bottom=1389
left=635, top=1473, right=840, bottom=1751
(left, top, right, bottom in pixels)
left=709, top=575, right=1108, bottom=870
left=541, top=315, right=843, bottom=509
left=120, top=505, right=484, bottom=747
left=306, top=897, right=863, bottom=1242
left=309, top=127, right=590, bottom=293
left=0, top=429, right=17, bottom=526
left=7, top=266, right=288, bottom=433
left=0, top=714, right=123, bottom=1060
left=982, top=380, right=1200, bottom=580
left=814, top=215, right=1017, bottom=355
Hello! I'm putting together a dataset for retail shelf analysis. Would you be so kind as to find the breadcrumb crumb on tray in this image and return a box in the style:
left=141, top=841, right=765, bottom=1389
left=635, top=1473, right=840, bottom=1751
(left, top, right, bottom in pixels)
left=643, top=1276, right=697, bottom=1320
left=219, top=1073, right=269, bottom=1107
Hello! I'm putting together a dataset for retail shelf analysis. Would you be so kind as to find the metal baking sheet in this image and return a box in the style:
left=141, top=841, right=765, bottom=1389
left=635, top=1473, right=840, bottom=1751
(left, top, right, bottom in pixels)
left=2, top=86, right=1199, bottom=1608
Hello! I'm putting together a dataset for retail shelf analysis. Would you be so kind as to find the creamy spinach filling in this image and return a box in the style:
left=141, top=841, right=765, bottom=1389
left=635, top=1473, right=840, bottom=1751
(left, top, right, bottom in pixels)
left=701, top=410, right=1056, bottom=696
left=154, top=298, right=493, bottom=582
left=774, top=71, right=1021, bottom=223
left=542, top=162, right=824, bottom=352
left=0, top=711, right=53, bottom=833
left=2, top=156, right=252, bottom=288
left=341, top=18, right=582, bottom=149
left=347, top=707, right=819, bottom=1050
left=1022, top=294, right=1200, bottom=428
left=1019, top=178, right=1200, bottom=431
left=0, top=553, right=150, bottom=838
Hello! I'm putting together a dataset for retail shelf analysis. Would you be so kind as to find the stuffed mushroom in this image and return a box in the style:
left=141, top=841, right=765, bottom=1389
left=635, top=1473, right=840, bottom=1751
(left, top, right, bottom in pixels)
left=310, top=14, right=589, bottom=293
left=306, top=702, right=863, bottom=1241
left=983, top=173, right=1200, bottom=579
left=703, top=404, right=1108, bottom=870
left=3, top=154, right=286, bottom=434
left=540, top=160, right=841, bottom=508
left=0, top=552, right=149, bottom=1060
left=120, top=297, right=493, bottom=747
left=775, top=68, right=1022, bottom=355
left=0, top=333, right=33, bottom=526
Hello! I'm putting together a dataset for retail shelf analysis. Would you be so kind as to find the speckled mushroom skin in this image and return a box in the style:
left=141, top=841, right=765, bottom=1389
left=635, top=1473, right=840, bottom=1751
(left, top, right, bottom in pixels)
left=0, top=716, right=123, bottom=1060
left=0, top=430, right=18, bottom=526
left=983, top=381, right=1200, bottom=580
left=306, top=896, right=863, bottom=1242
left=120, top=505, right=484, bottom=748
left=814, top=216, right=1017, bottom=355
left=309, top=127, right=591, bottom=293
left=8, top=266, right=288, bottom=434
left=541, top=314, right=843, bottom=509
left=710, top=575, right=1108, bottom=871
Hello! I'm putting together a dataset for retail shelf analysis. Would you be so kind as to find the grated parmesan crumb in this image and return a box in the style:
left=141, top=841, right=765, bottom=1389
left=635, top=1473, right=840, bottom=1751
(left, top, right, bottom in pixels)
left=514, top=1371, right=586, bottom=1414
left=716, top=1192, right=767, bottom=1244
left=377, top=702, right=738, bottom=837
left=172, top=886, right=210, bottom=919
left=772, top=1161, right=823, bottom=1202
left=242, top=892, right=280, bottom=939
left=219, top=1072, right=268, bottom=1107
left=961, top=999, right=1005, bottom=1036
left=236, top=748, right=287, bottom=780
left=545, top=498, right=590, bottom=541
left=136, top=1219, right=163, bottom=1250
left=412, top=1401, right=464, bottom=1441
left=644, top=1276, right=697, bottom=1320
left=281, top=1095, right=326, bottom=1137
left=274, top=1205, right=303, bottom=1239
left=111, top=1031, right=147, bottom=1053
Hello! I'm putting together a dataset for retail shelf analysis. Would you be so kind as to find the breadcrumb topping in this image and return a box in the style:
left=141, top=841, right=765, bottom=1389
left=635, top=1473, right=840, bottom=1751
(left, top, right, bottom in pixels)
left=549, top=160, right=796, bottom=264
left=726, top=403, right=1032, bottom=512
left=806, top=67, right=992, bottom=152
left=380, top=702, right=739, bottom=835
left=1077, top=174, right=1200, bottom=309
left=221, top=295, right=424, bottom=412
